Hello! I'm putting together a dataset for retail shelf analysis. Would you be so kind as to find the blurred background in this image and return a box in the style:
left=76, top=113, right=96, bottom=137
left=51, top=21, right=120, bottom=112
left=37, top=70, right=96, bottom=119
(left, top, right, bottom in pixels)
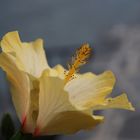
left=0, top=0, right=140, bottom=140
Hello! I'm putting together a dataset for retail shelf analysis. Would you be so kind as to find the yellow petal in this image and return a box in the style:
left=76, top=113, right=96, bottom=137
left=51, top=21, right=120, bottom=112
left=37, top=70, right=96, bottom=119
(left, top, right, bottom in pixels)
left=42, top=112, right=103, bottom=135
left=0, top=53, right=30, bottom=121
left=0, top=53, right=42, bottom=133
left=92, top=93, right=135, bottom=111
left=65, top=71, right=115, bottom=110
left=53, top=64, right=66, bottom=79
left=36, top=71, right=103, bottom=135
left=42, top=68, right=58, bottom=77
left=0, top=53, right=35, bottom=131
left=1, top=31, right=49, bottom=77
left=37, top=72, right=74, bottom=131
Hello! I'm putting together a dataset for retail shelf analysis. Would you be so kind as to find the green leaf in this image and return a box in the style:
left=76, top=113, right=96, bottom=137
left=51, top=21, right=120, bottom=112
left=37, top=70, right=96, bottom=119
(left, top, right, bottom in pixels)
left=0, top=113, right=15, bottom=140
left=10, top=131, right=22, bottom=140
left=10, top=130, right=32, bottom=140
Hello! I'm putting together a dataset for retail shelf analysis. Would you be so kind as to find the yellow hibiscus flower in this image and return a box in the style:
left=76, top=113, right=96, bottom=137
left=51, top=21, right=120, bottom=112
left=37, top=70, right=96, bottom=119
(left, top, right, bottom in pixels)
left=0, top=31, right=134, bottom=136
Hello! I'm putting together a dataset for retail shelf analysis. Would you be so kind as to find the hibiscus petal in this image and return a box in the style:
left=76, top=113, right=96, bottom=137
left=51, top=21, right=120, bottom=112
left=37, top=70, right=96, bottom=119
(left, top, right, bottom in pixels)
left=0, top=53, right=34, bottom=128
left=36, top=71, right=74, bottom=132
left=0, top=53, right=29, bottom=120
left=53, top=64, right=66, bottom=79
left=1, top=31, right=49, bottom=77
left=42, top=112, right=103, bottom=135
left=36, top=70, right=103, bottom=134
left=65, top=71, right=115, bottom=110
left=92, top=93, right=135, bottom=111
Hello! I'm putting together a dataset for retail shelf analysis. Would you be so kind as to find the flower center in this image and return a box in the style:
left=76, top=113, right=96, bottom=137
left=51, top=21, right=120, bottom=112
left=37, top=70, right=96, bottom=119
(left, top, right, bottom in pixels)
left=65, top=43, right=92, bottom=83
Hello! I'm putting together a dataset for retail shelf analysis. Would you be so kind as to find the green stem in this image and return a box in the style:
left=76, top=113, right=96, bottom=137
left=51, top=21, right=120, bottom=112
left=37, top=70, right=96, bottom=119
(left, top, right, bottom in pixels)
left=10, top=130, right=32, bottom=140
